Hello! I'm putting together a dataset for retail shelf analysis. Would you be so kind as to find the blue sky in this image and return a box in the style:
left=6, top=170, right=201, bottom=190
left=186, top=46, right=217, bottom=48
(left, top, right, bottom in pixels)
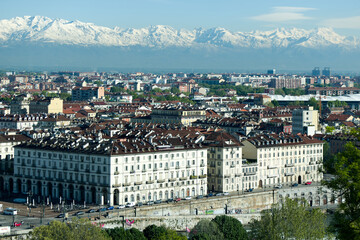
left=2, top=0, right=360, bottom=36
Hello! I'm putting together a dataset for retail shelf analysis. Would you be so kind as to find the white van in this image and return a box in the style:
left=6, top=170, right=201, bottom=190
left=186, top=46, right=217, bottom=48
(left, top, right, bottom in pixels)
left=4, top=208, right=17, bottom=215
left=125, top=202, right=135, bottom=208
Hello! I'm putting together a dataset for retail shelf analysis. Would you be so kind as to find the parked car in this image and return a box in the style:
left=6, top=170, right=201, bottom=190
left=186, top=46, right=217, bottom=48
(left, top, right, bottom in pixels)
left=292, top=183, right=299, bottom=187
left=305, top=181, right=312, bottom=185
left=75, top=211, right=84, bottom=216
left=166, top=198, right=174, bottom=203
left=245, top=188, right=253, bottom=192
left=223, top=192, right=229, bottom=196
left=274, top=184, right=283, bottom=189
left=107, top=206, right=114, bottom=210
left=136, top=202, right=143, bottom=207
left=207, top=193, right=214, bottom=197
left=56, top=214, right=65, bottom=218
left=125, top=202, right=135, bottom=208
left=13, top=222, right=23, bottom=227
left=87, top=209, right=96, bottom=213
left=116, top=205, right=126, bottom=209
left=97, top=208, right=107, bottom=212
left=175, top=198, right=181, bottom=202
left=154, top=200, right=162, bottom=204
left=215, top=193, right=222, bottom=196
left=146, top=201, right=154, bottom=205
left=196, top=195, right=204, bottom=199
left=185, top=196, right=192, bottom=200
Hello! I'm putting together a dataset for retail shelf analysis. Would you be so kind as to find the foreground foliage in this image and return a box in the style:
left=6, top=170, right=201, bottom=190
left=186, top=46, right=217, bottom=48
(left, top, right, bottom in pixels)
left=249, top=198, right=326, bottom=240
left=28, top=218, right=110, bottom=240
left=324, top=142, right=360, bottom=240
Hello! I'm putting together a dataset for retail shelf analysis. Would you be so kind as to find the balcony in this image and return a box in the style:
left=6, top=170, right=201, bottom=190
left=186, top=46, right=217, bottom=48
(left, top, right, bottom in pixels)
left=305, top=170, right=310, bottom=174
left=114, top=171, right=119, bottom=175
left=112, top=184, right=121, bottom=188
left=285, top=164, right=294, bottom=168
left=164, top=166, right=169, bottom=170
left=200, top=163, right=205, bottom=167
left=179, top=177, right=187, bottom=181
left=190, top=175, right=198, bottom=180
left=142, top=169, right=146, bottom=173
left=134, top=181, right=142, bottom=185
left=157, top=179, right=165, bottom=183
left=309, top=161, right=315, bottom=165
left=146, top=180, right=154, bottom=184
left=169, top=178, right=177, bottom=182
left=199, top=174, right=207, bottom=179
left=123, top=183, right=131, bottom=187
left=130, top=170, right=135, bottom=174
left=235, top=173, right=242, bottom=177
left=175, top=166, right=180, bottom=169
left=267, top=165, right=277, bottom=169
left=267, top=175, right=278, bottom=178
left=230, top=165, right=235, bottom=168
left=285, top=172, right=294, bottom=176
left=224, top=175, right=230, bottom=178
left=186, top=165, right=191, bottom=168
left=153, top=168, right=158, bottom=172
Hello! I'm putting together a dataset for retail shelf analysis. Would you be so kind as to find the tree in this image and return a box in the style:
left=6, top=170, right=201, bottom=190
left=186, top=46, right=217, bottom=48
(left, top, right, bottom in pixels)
left=249, top=198, right=326, bottom=240
left=106, top=227, right=146, bottom=240
left=308, top=97, right=319, bottom=110
left=323, top=142, right=360, bottom=239
left=143, top=225, right=186, bottom=240
left=28, top=218, right=110, bottom=240
left=211, top=215, right=248, bottom=240
left=272, top=99, right=279, bottom=107
left=189, top=219, right=224, bottom=240
left=170, top=87, right=180, bottom=94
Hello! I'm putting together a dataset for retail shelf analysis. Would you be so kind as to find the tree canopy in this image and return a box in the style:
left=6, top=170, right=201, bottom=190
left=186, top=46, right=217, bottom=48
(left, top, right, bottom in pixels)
left=211, top=215, right=248, bottom=240
left=323, top=142, right=360, bottom=239
left=143, top=225, right=186, bottom=240
left=189, top=219, right=224, bottom=240
left=249, top=198, right=326, bottom=240
left=28, top=219, right=110, bottom=240
left=105, top=227, right=146, bottom=240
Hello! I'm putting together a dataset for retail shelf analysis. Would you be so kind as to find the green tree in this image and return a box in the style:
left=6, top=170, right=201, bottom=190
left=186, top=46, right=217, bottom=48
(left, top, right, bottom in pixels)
left=28, top=218, right=110, bottom=240
left=189, top=219, right=224, bottom=240
left=170, top=87, right=180, bottom=94
left=308, top=97, right=319, bottom=110
left=323, top=142, right=360, bottom=239
left=94, top=80, right=102, bottom=86
left=143, top=225, right=186, bottom=240
left=106, top=227, right=146, bottom=240
left=211, top=215, right=248, bottom=240
left=272, top=99, right=280, bottom=107
left=249, top=198, right=326, bottom=240
left=59, top=93, right=72, bottom=101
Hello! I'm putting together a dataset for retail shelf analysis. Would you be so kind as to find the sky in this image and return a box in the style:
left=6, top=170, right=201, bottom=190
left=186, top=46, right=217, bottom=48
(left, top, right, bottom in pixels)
left=1, top=0, right=360, bottom=36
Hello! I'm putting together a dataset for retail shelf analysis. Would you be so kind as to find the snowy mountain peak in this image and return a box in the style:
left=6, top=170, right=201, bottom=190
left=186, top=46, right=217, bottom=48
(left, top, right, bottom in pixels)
left=0, top=16, right=358, bottom=49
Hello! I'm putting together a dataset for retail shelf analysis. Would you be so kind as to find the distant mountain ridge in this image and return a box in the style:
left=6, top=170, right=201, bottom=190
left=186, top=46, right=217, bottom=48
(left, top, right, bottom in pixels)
left=0, top=16, right=358, bottom=49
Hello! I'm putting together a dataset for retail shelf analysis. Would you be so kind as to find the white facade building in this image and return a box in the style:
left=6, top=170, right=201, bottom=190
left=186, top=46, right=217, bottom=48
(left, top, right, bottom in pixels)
left=242, top=134, right=323, bottom=189
left=13, top=135, right=207, bottom=206
left=292, top=106, right=319, bottom=135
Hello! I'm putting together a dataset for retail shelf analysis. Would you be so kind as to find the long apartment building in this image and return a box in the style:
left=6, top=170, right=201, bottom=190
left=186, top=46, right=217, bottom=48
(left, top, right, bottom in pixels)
left=242, top=134, right=323, bottom=189
left=13, top=134, right=207, bottom=206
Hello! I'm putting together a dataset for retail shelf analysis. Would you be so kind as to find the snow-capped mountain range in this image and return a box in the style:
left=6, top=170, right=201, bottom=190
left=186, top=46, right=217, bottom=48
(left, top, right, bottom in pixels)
left=0, top=16, right=358, bottom=49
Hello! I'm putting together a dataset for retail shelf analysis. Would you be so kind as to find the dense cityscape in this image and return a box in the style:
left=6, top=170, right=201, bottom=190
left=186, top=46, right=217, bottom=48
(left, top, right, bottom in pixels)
left=0, top=67, right=357, bottom=239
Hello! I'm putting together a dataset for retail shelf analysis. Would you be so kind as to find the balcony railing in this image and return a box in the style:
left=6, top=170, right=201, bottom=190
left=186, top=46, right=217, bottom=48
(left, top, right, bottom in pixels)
left=146, top=180, right=154, bottom=184
left=199, top=174, right=207, bottom=179
left=112, top=184, right=121, bottom=188
left=130, top=170, right=135, bottom=174
left=157, top=179, right=165, bottom=183
left=285, top=172, right=294, bottom=176
left=230, top=165, right=235, bottom=168
left=164, top=166, right=169, bottom=170
left=235, top=173, right=242, bottom=177
left=175, top=166, right=180, bottom=169
left=200, top=163, right=205, bottom=167
left=134, top=181, right=142, bottom=185
left=114, top=171, right=119, bottom=175
left=142, top=169, right=146, bottom=172
left=169, top=178, right=177, bottom=182
left=186, top=165, right=191, bottom=168
left=179, top=177, right=187, bottom=180
left=123, top=182, right=130, bottom=187
left=267, top=165, right=277, bottom=169
left=244, top=172, right=256, bottom=176
left=285, top=164, right=294, bottom=167
left=190, top=175, right=198, bottom=179
left=153, top=168, right=158, bottom=172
